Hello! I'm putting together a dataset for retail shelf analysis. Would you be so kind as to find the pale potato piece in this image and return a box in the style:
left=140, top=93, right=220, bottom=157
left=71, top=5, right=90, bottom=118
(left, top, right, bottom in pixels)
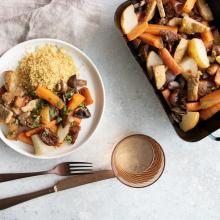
left=188, top=38, right=210, bottom=69
left=174, top=38, right=189, bottom=63
left=180, top=112, right=200, bottom=132
left=180, top=16, right=209, bottom=34
left=121, top=5, right=138, bottom=34
left=146, top=51, right=163, bottom=79
left=145, top=0, right=157, bottom=22
left=31, top=135, right=55, bottom=156
left=197, top=0, right=213, bottom=21
left=153, top=65, right=166, bottom=90
left=216, top=55, right=220, bottom=64
left=167, top=17, right=182, bottom=27
left=180, top=57, right=198, bottom=80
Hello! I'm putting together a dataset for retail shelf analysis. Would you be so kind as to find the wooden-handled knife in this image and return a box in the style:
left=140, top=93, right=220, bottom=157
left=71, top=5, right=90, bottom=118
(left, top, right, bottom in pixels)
left=0, top=170, right=115, bottom=210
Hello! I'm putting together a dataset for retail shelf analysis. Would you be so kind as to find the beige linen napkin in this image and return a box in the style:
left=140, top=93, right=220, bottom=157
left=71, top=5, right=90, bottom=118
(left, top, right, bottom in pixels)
left=0, top=0, right=101, bottom=54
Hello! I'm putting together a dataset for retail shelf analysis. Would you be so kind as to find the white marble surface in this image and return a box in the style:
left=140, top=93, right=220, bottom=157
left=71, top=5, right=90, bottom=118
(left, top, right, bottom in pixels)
left=1, top=1, right=220, bottom=219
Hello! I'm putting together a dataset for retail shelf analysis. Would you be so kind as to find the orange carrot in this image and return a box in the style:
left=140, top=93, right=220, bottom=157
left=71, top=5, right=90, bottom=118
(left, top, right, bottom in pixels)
left=127, top=22, right=148, bottom=41
left=68, top=94, right=85, bottom=111
left=182, top=0, right=197, bottom=13
left=36, top=86, right=64, bottom=109
left=145, top=24, right=178, bottom=35
left=200, top=102, right=220, bottom=120
left=50, top=124, right=58, bottom=133
left=79, top=87, right=93, bottom=106
left=159, top=48, right=182, bottom=75
left=25, top=120, right=56, bottom=137
left=139, top=33, right=163, bottom=48
left=17, top=132, right=33, bottom=145
left=201, top=22, right=214, bottom=49
left=200, top=90, right=220, bottom=109
left=186, top=102, right=201, bottom=111
left=73, top=117, right=82, bottom=126
left=161, top=89, right=171, bottom=106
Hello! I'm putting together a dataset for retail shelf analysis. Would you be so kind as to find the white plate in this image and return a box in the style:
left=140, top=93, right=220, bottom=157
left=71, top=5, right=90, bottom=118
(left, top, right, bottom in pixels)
left=0, top=39, right=105, bottom=159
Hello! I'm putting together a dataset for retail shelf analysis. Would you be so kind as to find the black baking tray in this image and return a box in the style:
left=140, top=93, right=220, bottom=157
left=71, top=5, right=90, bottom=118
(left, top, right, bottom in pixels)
left=114, top=0, right=220, bottom=142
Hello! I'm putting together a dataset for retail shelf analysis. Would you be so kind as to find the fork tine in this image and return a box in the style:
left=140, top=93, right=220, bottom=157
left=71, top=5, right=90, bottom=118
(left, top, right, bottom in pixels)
left=69, top=165, right=92, bottom=168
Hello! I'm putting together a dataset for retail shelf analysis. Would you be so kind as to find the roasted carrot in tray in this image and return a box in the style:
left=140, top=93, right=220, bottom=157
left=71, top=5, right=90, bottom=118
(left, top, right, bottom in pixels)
left=159, top=48, right=182, bottom=75
left=68, top=94, right=85, bottom=111
left=200, top=102, right=220, bottom=120
left=25, top=120, right=56, bottom=137
left=200, top=90, right=220, bottom=109
left=36, top=86, right=64, bottom=109
left=186, top=102, right=201, bottom=111
left=139, top=33, right=163, bottom=48
left=144, top=24, right=178, bottom=35
left=17, top=132, right=33, bottom=145
left=79, top=87, right=93, bottom=106
left=182, top=0, right=198, bottom=14
left=201, top=22, right=214, bottom=49
left=127, top=22, right=148, bottom=41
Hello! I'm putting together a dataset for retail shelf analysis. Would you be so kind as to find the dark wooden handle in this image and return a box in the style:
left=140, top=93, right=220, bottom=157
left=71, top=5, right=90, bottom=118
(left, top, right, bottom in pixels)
left=0, top=171, right=48, bottom=182
left=0, top=187, right=55, bottom=210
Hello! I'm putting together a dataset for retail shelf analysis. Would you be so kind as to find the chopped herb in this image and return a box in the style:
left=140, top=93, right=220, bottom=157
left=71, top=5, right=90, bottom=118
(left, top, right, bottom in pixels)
left=8, top=131, right=16, bottom=136
left=56, top=117, right=62, bottom=123
left=27, top=90, right=36, bottom=98
left=79, top=103, right=85, bottom=108
left=65, top=90, right=74, bottom=100
left=50, top=107, right=58, bottom=118
left=65, top=135, right=72, bottom=144
left=32, top=116, right=40, bottom=128
left=61, top=105, right=67, bottom=116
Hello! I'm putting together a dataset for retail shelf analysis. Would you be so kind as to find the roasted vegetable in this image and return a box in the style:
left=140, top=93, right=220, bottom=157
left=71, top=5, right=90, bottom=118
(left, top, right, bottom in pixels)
left=36, top=86, right=64, bottom=109
left=153, top=65, right=166, bottom=89
left=200, top=90, right=220, bottom=109
left=196, top=0, right=213, bottom=21
left=79, top=87, right=93, bottom=106
left=139, top=33, right=163, bottom=48
left=180, top=112, right=200, bottom=132
left=40, top=106, right=50, bottom=124
left=180, top=57, right=198, bottom=80
left=201, top=22, right=214, bottom=49
left=156, top=0, right=165, bottom=18
left=144, top=24, right=178, bottom=35
left=167, top=17, right=182, bottom=27
left=127, top=22, right=148, bottom=41
left=159, top=48, right=182, bottom=75
left=187, top=72, right=200, bottom=101
left=121, top=4, right=138, bottom=34
left=182, top=0, right=197, bottom=14
left=57, top=122, right=71, bottom=144
left=188, top=38, right=210, bottom=69
left=174, top=38, right=188, bottom=63
left=74, top=107, right=91, bottom=119
left=145, top=0, right=157, bottom=22
left=17, top=132, right=33, bottom=145
left=200, top=102, right=220, bottom=120
left=146, top=51, right=163, bottom=79
left=68, top=94, right=85, bottom=111
left=180, top=16, right=209, bottom=34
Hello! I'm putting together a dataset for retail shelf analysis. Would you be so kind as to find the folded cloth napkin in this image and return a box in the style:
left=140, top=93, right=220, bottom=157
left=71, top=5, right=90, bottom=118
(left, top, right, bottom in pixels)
left=0, top=0, right=101, bottom=54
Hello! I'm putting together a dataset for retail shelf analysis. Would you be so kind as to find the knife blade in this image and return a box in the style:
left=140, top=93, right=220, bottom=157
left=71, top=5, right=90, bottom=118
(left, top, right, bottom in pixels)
left=0, top=170, right=115, bottom=210
left=54, top=170, right=115, bottom=192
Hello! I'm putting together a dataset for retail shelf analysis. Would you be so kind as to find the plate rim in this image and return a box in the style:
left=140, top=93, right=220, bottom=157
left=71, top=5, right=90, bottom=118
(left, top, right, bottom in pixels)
left=0, top=38, right=105, bottom=159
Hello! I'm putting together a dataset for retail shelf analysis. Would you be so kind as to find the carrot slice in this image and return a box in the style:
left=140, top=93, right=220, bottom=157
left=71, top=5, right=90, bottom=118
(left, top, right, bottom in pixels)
left=161, top=89, right=171, bottom=106
left=79, top=87, right=93, bottom=106
left=201, top=22, right=214, bottom=49
left=145, top=24, right=178, bottom=35
left=72, top=117, right=82, bottom=126
left=36, top=86, right=64, bottom=109
left=68, top=94, right=85, bottom=111
left=127, top=22, right=148, bottom=41
left=186, top=102, right=201, bottom=111
left=139, top=33, right=163, bottom=48
left=50, top=124, right=58, bottom=133
left=200, top=90, right=220, bottom=109
left=159, top=48, right=182, bottom=75
left=182, top=0, right=197, bottom=13
left=25, top=120, right=56, bottom=137
left=17, top=132, right=33, bottom=145
left=200, top=102, right=220, bottom=120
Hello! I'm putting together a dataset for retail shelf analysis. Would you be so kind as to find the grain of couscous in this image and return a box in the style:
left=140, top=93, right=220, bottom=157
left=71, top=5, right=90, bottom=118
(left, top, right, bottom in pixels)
left=17, top=45, right=78, bottom=91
